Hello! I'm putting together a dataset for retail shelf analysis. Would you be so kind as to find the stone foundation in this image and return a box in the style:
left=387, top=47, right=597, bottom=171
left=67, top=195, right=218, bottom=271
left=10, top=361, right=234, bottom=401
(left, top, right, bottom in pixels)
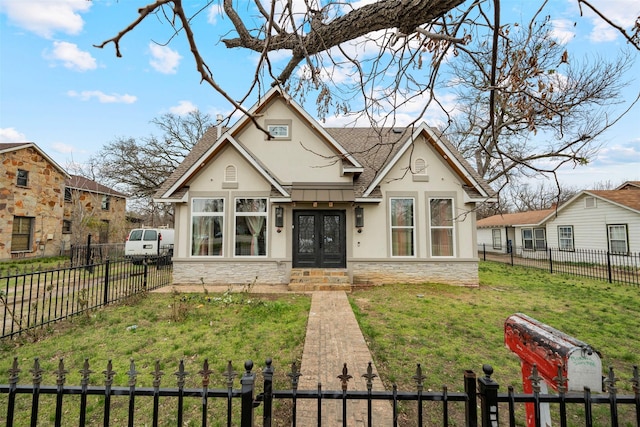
left=173, top=260, right=290, bottom=285
left=351, top=260, right=479, bottom=287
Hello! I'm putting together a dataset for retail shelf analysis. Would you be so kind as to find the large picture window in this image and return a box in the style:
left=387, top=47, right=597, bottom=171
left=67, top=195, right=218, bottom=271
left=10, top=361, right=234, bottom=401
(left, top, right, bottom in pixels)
left=235, top=198, right=267, bottom=256
left=607, top=224, right=628, bottom=254
left=390, top=198, right=415, bottom=256
left=12, top=216, right=34, bottom=252
left=192, top=198, right=224, bottom=256
left=429, top=198, right=455, bottom=257
left=558, top=226, right=574, bottom=251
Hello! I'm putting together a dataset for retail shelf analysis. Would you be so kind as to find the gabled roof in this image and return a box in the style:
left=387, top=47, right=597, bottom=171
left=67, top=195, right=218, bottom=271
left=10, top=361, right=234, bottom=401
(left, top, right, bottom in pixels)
left=66, top=175, right=127, bottom=198
left=154, top=88, right=495, bottom=203
left=477, top=208, right=556, bottom=228
left=0, top=142, right=69, bottom=178
left=539, top=190, right=640, bottom=222
left=616, top=181, right=640, bottom=190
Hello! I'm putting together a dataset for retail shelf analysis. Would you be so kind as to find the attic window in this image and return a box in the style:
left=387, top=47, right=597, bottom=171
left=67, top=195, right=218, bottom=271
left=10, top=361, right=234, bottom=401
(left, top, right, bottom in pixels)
left=585, top=196, right=596, bottom=209
left=264, top=119, right=292, bottom=140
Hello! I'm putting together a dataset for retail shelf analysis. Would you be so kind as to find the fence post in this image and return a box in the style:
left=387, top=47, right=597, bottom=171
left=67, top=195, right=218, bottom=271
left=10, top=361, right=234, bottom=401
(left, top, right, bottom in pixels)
left=478, top=364, right=499, bottom=427
left=607, top=251, right=613, bottom=283
left=103, top=258, right=110, bottom=306
left=483, top=244, right=486, bottom=261
left=85, top=234, right=94, bottom=273
left=464, top=369, right=478, bottom=427
left=548, top=248, right=553, bottom=274
left=143, top=260, right=149, bottom=290
left=262, top=359, right=274, bottom=427
left=241, top=360, right=256, bottom=427
left=510, top=247, right=514, bottom=266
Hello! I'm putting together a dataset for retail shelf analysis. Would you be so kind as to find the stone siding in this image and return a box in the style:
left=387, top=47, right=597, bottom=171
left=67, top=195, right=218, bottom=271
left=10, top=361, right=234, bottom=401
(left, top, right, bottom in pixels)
left=351, top=260, right=479, bottom=287
left=0, top=147, right=66, bottom=259
left=173, top=260, right=290, bottom=286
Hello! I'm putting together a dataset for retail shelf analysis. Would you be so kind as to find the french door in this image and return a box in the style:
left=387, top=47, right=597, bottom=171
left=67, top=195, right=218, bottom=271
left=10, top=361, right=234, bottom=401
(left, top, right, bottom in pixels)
left=293, top=210, right=346, bottom=268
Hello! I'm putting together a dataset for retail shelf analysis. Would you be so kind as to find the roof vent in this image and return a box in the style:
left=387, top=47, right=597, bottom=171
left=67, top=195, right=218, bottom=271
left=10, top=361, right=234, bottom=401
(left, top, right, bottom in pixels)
left=392, top=128, right=403, bottom=134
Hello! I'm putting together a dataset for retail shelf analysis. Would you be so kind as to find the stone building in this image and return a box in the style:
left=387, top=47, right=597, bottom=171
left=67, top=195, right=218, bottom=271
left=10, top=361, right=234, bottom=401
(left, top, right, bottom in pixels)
left=0, top=143, right=127, bottom=260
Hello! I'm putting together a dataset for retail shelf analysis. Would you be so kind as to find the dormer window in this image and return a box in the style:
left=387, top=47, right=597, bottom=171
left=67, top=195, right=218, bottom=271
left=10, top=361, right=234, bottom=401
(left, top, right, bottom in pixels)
left=264, top=119, right=292, bottom=140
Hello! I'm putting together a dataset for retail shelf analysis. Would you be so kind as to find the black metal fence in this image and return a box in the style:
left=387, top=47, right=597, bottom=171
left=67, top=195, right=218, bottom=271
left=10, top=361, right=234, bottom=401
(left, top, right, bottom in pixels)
left=0, top=256, right=172, bottom=339
left=478, top=245, right=640, bottom=286
left=1, top=358, right=638, bottom=426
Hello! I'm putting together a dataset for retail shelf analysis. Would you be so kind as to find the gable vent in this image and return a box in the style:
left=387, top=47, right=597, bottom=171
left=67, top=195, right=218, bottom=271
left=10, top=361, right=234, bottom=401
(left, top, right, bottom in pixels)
left=224, top=165, right=237, bottom=183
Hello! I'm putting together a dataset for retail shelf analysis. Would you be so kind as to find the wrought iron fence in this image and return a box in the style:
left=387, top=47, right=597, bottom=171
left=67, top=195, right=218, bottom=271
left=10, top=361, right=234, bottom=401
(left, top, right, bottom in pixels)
left=1, top=358, right=638, bottom=426
left=0, top=256, right=172, bottom=339
left=478, top=245, right=640, bottom=286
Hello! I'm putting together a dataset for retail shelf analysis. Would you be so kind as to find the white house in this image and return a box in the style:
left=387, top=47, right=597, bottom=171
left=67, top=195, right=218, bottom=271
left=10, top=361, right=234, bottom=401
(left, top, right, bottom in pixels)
left=478, top=184, right=640, bottom=259
left=154, top=88, right=496, bottom=288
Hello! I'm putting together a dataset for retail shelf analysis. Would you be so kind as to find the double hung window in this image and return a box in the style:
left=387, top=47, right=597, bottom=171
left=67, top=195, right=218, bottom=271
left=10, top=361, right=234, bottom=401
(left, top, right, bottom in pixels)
left=608, top=224, right=628, bottom=254
left=558, top=226, right=574, bottom=251
left=235, top=198, right=267, bottom=256
left=429, top=198, right=455, bottom=256
left=390, top=198, right=415, bottom=256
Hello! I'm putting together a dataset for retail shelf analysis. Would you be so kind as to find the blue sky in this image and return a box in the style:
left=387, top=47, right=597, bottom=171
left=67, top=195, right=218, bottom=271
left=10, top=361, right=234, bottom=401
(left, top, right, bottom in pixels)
left=1, top=0, right=639, bottom=189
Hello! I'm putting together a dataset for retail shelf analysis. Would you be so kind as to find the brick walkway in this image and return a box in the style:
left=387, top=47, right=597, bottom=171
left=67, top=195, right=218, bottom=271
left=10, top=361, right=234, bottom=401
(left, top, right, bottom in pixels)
left=296, top=291, right=393, bottom=426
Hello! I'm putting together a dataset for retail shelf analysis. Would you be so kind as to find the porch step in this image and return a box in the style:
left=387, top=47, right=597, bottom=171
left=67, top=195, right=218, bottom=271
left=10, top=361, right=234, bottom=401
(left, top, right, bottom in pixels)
left=288, top=269, right=351, bottom=292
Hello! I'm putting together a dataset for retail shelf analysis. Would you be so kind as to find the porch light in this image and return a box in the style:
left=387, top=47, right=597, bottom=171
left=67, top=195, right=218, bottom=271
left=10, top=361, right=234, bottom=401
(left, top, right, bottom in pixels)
left=355, top=206, right=364, bottom=230
left=275, top=206, right=284, bottom=229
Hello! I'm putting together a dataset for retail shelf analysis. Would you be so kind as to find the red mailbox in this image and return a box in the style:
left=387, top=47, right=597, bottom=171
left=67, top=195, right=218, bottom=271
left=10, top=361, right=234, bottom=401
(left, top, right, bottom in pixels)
left=505, top=313, right=602, bottom=426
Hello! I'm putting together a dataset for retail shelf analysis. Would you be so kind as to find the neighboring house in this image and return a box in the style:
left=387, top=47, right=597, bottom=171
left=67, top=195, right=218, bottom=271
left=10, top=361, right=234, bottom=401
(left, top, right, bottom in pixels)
left=63, top=175, right=128, bottom=248
left=0, top=142, right=127, bottom=260
left=154, top=87, right=496, bottom=287
left=476, top=208, right=556, bottom=254
left=477, top=184, right=640, bottom=256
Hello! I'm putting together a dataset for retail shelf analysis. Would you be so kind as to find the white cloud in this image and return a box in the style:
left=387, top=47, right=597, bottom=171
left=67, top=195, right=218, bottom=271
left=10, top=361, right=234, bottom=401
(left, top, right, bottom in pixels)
left=550, top=19, right=576, bottom=45
left=578, top=0, right=640, bottom=43
left=169, top=100, right=198, bottom=115
left=51, top=142, right=77, bottom=154
left=0, top=0, right=90, bottom=39
left=0, top=127, right=27, bottom=142
left=67, top=90, right=137, bottom=104
left=207, top=3, right=223, bottom=25
left=148, top=43, right=182, bottom=74
left=44, top=41, right=97, bottom=71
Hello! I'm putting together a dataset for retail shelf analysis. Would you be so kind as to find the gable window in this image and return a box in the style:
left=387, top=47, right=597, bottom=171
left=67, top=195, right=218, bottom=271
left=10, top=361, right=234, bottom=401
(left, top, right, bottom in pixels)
left=607, top=224, right=628, bottom=254
left=101, top=195, right=110, bottom=210
left=264, top=119, right=292, bottom=140
left=268, top=125, right=289, bottom=138
left=235, top=198, right=267, bottom=256
left=390, top=198, right=415, bottom=256
left=492, top=229, right=502, bottom=250
left=62, top=220, right=72, bottom=234
left=16, top=169, right=28, bottom=187
left=522, top=228, right=546, bottom=250
left=429, top=198, right=455, bottom=257
left=11, top=216, right=34, bottom=252
left=64, top=187, right=72, bottom=202
left=192, top=198, right=224, bottom=256
left=558, top=226, right=574, bottom=251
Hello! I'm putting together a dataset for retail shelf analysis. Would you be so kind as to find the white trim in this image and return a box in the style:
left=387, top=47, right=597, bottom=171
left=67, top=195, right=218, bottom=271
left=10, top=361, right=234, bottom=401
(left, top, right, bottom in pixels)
left=389, top=197, right=416, bottom=258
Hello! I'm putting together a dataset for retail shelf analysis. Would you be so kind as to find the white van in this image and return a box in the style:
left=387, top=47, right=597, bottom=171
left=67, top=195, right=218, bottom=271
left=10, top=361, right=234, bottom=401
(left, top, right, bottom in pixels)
left=125, top=228, right=174, bottom=263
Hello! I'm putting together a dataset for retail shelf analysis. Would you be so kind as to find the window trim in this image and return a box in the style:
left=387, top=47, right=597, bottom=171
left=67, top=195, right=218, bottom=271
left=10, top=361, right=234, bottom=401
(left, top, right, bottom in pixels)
left=492, top=229, right=502, bottom=250
left=62, top=220, right=72, bottom=234
left=101, top=195, right=111, bottom=211
left=264, top=119, right=292, bottom=141
left=16, top=169, right=28, bottom=187
left=607, top=224, right=629, bottom=255
left=558, top=225, right=574, bottom=252
left=191, top=197, right=225, bottom=257
left=64, top=187, right=72, bottom=202
left=522, top=227, right=546, bottom=251
left=389, top=197, right=416, bottom=257
left=428, top=197, right=456, bottom=257
left=11, top=216, right=34, bottom=252
left=234, top=197, right=268, bottom=257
